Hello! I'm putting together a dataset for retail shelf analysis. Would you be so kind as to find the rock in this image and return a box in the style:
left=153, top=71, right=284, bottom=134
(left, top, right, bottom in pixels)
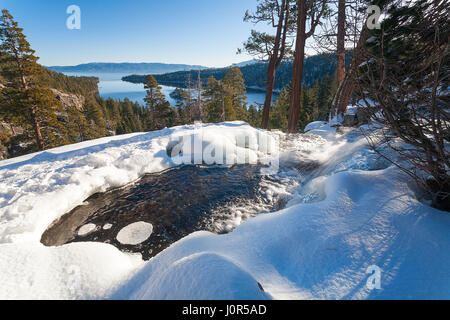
left=343, top=114, right=358, bottom=127
left=356, top=107, right=370, bottom=125
left=0, top=121, right=23, bottom=136
left=50, top=88, right=85, bottom=111
left=342, top=107, right=370, bottom=127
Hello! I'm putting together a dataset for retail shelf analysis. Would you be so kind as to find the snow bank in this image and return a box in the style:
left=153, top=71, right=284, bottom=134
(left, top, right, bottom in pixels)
left=119, top=252, right=270, bottom=300
left=0, top=242, right=142, bottom=299
left=113, top=167, right=450, bottom=300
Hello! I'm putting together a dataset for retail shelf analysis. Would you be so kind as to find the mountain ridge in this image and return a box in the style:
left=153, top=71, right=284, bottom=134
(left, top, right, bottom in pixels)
left=47, top=62, right=208, bottom=75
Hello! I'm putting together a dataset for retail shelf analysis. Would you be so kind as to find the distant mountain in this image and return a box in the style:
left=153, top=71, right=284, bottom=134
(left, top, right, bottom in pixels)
left=47, top=62, right=208, bottom=75
left=231, top=59, right=264, bottom=67
left=122, top=54, right=352, bottom=91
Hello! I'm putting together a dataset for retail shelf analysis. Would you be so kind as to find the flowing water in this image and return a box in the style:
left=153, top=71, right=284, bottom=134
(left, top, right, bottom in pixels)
left=42, top=164, right=302, bottom=260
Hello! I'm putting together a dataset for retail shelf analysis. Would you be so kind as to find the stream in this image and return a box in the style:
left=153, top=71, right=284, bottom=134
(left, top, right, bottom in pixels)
left=41, top=164, right=303, bottom=260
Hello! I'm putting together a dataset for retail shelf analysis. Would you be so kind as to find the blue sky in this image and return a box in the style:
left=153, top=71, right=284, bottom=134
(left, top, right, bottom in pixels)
left=2, top=0, right=268, bottom=67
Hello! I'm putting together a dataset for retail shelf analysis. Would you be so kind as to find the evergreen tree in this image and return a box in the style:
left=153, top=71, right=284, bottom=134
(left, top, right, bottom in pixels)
left=143, top=75, right=170, bottom=130
left=222, top=67, right=248, bottom=121
left=84, top=96, right=106, bottom=137
left=247, top=105, right=261, bottom=128
left=66, top=104, right=89, bottom=143
left=298, top=85, right=312, bottom=130
left=203, top=76, right=225, bottom=123
left=358, top=0, right=449, bottom=209
left=0, top=9, right=65, bottom=150
left=241, top=0, right=296, bottom=129
left=316, top=74, right=333, bottom=120
left=270, top=83, right=291, bottom=131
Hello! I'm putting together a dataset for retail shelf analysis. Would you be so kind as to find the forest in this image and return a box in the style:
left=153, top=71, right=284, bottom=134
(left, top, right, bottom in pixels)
left=122, top=53, right=351, bottom=91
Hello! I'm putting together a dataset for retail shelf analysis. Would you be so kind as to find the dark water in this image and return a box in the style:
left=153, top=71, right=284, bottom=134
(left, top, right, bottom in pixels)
left=41, top=165, right=292, bottom=260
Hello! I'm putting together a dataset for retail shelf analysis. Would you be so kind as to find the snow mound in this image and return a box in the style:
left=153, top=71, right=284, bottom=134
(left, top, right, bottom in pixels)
left=115, top=252, right=270, bottom=300
left=0, top=242, right=142, bottom=300
left=116, top=222, right=153, bottom=245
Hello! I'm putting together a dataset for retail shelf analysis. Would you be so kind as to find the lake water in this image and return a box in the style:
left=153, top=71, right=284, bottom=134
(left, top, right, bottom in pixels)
left=63, top=72, right=276, bottom=108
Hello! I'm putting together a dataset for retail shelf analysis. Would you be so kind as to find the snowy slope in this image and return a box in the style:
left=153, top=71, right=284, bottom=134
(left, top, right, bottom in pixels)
left=0, top=121, right=449, bottom=299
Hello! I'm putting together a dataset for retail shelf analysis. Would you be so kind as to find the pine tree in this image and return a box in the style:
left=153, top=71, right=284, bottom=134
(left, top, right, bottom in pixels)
left=143, top=75, right=170, bottom=130
left=203, top=76, right=224, bottom=123
left=298, top=85, right=312, bottom=130
left=84, top=97, right=106, bottom=137
left=270, top=83, right=291, bottom=131
left=247, top=105, right=261, bottom=128
left=316, top=74, right=332, bottom=120
left=0, top=9, right=65, bottom=150
left=241, top=0, right=295, bottom=129
left=222, top=67, right=248, bottom=121
left=358, top=0, right=449, bottom=209
left=66, top=104, right=89, bottom=143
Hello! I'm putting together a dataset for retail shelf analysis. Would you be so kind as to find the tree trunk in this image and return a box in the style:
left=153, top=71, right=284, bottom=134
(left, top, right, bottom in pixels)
left=9, top=124, right=16, bottom=136
left=335, top=25, right=369, bottom=115
left=261, top=65, right=276, bottom=129
left=9, top=35, right=46, bottom=150
left=197, top=70, right=203, bottom=121
left=260, top=0, right=288, bottom=129
left=221, top=99, right=225, bottom=122
left=287, top=0, right=307, bottom=134
left=30, top=107, right=44, bottom=150
left=337, top=0, right=346, bottom=85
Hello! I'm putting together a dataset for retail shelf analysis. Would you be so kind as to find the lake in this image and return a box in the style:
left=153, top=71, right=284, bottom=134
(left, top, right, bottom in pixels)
left=63, top=72, right=276, bottom=109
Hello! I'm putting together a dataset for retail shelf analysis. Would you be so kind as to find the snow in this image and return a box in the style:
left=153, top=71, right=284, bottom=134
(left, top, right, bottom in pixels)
left=304, top=121, right=328, bottom=132
left=344, top=105, right=358, bottom=115
left=78, top=223, right=97, bottom=236
left=0, top=242, right=143, bottom=300
left=116, top=252, right=270, bottom=300
left=0, top=121, right=449, bottom=300
left=113, top=167, right=450, bottom=300
left=103, top=223, right=113, bottom=230
left=116, top=222, right=153, bottom=245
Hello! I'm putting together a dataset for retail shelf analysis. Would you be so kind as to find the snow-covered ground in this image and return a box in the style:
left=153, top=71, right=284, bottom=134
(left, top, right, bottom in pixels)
left=0, top=121, right=449, bottom=299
